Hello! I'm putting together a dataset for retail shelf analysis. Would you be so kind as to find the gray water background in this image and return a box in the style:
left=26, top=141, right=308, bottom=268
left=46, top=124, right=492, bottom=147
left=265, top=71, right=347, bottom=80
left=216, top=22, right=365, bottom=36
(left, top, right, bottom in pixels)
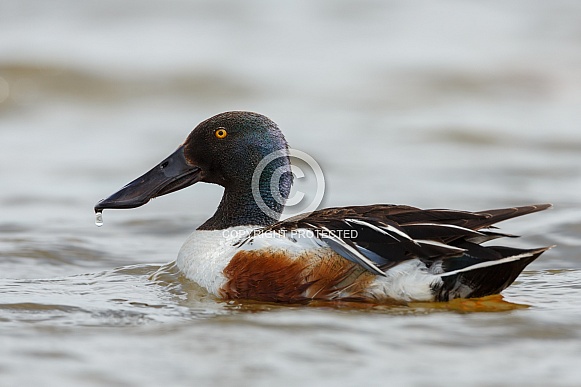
left=1, top=1, right=581, bottom=386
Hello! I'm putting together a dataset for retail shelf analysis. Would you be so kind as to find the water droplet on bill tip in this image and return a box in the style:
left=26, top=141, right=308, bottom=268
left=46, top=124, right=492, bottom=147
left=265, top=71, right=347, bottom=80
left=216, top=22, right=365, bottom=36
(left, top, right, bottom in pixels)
left=95, top=211, right=103, bottom=227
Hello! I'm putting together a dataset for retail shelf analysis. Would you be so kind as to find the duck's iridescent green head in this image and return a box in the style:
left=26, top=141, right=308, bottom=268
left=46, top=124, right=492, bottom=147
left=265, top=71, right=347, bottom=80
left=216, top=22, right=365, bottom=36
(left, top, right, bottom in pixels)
left=95, top=111, right=292, bottom=229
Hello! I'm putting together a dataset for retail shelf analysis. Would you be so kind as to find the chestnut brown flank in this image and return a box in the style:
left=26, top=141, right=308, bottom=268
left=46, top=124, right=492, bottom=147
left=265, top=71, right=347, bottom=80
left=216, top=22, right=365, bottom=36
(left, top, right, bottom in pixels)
left=220, top=248, right=375, bottom=303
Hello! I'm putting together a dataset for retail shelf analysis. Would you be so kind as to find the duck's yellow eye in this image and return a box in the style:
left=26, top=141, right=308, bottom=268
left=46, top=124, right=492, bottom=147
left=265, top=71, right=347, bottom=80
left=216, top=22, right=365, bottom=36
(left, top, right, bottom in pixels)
left=215, top=128, right=228, bottom=139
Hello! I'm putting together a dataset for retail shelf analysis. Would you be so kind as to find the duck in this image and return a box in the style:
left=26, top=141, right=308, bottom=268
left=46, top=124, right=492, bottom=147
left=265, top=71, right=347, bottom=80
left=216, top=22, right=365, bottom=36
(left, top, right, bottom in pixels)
left=95, top=111, right=552, bottom=304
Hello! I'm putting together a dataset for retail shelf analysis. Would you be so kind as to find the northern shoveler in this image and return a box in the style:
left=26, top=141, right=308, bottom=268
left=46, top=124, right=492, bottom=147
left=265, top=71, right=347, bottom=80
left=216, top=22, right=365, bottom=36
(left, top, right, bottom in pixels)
left=95, top=111, right=552, bottom=304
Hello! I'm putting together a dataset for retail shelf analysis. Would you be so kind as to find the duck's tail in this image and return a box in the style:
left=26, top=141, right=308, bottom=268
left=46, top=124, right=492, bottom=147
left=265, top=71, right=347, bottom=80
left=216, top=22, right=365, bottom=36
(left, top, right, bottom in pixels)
left=433, top=246, right=552, bottom=301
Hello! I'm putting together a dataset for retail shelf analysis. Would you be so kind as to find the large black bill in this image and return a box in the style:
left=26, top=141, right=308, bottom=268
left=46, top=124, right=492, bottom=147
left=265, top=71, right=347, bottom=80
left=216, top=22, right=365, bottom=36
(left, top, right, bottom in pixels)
left=94, top=145, right=201, bottom=212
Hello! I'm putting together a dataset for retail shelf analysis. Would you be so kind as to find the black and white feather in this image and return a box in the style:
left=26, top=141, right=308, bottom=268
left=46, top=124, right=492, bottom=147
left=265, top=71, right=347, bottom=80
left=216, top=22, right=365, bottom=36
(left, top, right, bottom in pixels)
left=236, top=203, right=552, bottom=300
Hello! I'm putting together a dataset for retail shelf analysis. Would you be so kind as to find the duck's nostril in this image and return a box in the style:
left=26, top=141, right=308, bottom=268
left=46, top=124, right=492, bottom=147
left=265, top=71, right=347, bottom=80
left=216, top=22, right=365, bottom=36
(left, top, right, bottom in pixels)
left=161, top=161, right=169, bottom=169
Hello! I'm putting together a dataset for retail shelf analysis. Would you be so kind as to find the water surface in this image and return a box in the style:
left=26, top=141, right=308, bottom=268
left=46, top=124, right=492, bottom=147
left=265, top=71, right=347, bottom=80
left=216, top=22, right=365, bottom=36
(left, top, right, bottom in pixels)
left=1, top=1, right=581, bottom=386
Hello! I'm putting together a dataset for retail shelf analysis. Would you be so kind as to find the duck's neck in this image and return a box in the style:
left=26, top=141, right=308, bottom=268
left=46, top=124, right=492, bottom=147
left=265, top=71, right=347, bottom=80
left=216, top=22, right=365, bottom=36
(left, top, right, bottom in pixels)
left=197, top=157, right=292, bottom=230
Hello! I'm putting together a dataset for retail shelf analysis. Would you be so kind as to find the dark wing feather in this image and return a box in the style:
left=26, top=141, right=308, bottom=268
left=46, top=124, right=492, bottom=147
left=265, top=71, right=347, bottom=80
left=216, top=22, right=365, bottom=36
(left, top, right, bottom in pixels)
left=434, top=247, right=550, bottom=300
left=400, top=223, right=485, bottom=243
left=247, top=203, right=551, bottom=276
left=467, top=204, right=552, bottom=230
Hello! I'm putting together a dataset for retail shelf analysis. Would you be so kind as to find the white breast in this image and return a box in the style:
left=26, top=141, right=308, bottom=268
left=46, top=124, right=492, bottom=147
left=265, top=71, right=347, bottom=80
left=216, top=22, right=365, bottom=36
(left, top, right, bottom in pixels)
left=176, top=227, right=252, bottom=295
